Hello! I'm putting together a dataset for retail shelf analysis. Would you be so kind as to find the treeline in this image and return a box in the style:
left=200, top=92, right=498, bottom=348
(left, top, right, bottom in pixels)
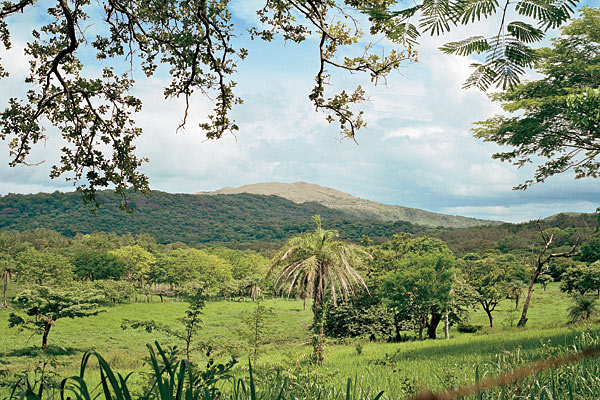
left=427, top=213, right=597, bottom=256
left=324, top=220, right=600, bottom=341
left=0, top=190, right=417, bottom=249
left=0, top=229, right=274, bottom=306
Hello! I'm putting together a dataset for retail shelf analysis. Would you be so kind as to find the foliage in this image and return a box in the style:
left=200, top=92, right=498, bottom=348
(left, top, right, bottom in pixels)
left=380, top=250, right=455, bottom=340
left=122, top=289, right=206, bottom=361
left=580, top=234, right=600, bottom=263
left=323, top=290, right=395, bottom=341
left=473, top=8, right=600, bottom=189
left=560, top=261, right=600, bottom=296
left=0, top=0, right=578, bottom=201
left=91, top=280, right=137, bottom=304
left=270, top=215, right=368, bottom=327
left=0, top=252, right=15, bottom=307
left=568, top=295, right=598, bottom=323
left=270, top=215, right=369, bottom=362
left=15, top=248, right=73, bottom=286
left=71, top=250, right=127, bottom=281
left=8, top=285, right=103, bottom=350
left=459, top=253, right=526, bottom=328
left=110, top=245, right=155, bottom=286
left=238, top=302, right=274, bottom=365
left=0, top=190, right=417, bottom=248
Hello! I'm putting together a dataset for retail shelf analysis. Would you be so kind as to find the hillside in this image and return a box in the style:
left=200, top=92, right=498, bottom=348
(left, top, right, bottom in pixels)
left=0, top=190, right=417, bottom=248
left=199, top=181, right=500, bottom=228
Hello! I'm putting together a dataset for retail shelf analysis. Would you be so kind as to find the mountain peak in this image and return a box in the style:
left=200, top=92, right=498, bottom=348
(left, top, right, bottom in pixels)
left=198, top=182, right=500, bottom=229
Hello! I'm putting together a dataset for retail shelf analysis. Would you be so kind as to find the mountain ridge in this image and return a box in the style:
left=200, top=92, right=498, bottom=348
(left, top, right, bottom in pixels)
left=198, top=181, right=502, bottom=229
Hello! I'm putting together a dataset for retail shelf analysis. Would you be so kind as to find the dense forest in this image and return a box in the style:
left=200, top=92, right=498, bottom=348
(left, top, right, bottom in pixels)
left=0, top=190, right=417, bottom=249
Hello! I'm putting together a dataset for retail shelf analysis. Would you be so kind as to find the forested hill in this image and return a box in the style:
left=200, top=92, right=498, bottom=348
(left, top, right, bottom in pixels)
left=201, top=182, right=500, bottom=228
left=0, top=190, right=417, bottom=248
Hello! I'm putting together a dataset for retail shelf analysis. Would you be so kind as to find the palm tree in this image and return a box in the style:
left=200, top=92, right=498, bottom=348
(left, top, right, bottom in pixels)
left=269, top=215, right=369, bottom=361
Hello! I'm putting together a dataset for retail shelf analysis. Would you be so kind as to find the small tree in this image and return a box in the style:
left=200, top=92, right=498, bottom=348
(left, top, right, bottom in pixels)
left=238, top=302, right=274, bottom=365
left=461, top=254, right=524, bottom=328
left=122, top=289, right=206, bottom=361
left=8, top=286, right=103, bottom=350
left=537, top=274, right=553, bottom=291
left=568, top=296, right=598, bottom=324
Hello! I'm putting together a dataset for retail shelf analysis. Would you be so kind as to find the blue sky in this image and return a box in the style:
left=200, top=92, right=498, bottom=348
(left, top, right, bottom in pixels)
left=0, top=1, right=598, bottom=223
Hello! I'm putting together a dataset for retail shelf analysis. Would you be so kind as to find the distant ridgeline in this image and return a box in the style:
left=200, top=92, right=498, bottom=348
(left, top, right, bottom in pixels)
left=0, top=190, right=418, bottom=248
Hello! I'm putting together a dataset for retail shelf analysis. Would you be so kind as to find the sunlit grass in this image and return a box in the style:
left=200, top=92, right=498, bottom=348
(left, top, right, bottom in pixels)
left=1, top=282, right=598, bottom=399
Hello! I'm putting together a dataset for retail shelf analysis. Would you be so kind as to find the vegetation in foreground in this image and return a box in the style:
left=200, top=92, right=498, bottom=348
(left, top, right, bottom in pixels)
left=1, top=283, right=600, bottom=399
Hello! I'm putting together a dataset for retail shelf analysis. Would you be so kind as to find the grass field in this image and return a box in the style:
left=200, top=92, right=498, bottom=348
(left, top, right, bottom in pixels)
left=1, top=283, right=599, bottom=399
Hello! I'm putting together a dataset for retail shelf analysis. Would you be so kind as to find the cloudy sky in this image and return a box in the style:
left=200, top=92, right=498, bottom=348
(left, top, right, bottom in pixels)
left=0, top=1, right=598, bottom=223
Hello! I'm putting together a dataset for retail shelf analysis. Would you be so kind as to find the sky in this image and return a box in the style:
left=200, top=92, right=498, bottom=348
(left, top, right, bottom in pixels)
left=0, top=1, right=598, bottom=223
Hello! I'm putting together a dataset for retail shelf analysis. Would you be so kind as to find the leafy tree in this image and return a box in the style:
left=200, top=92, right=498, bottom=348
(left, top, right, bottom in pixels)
left=0, top=0, right=576, bottom=201
left=580, top=234, right=600, bottom=264
left=323, top=289, right=396, bottom=341
left=270, top=215, right=368, bottom=363
left=537, top=273, right=553, bottom=291
left=381, top=251, right=454, bottom=340
left=8, top=286, right=103, bottom=350
left=473, top=8, right=600, bottom=189
left=71, top=249, right=127, bottom=280
left=460, top=253, right=524, bottom=328
left=110, top=245, right=155, bottom=286
left=560, top=261, right=600, bottom=297
left=15, top=248, right=73, bottom=285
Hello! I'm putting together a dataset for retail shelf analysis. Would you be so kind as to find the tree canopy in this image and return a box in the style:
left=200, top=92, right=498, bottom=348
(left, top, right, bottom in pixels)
left=0, top=0, right=580, bottom=203
left=473, top=7, right=600, bottom=189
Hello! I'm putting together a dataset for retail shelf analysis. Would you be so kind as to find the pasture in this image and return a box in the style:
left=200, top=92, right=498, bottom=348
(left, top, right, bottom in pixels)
left=1, top=283, right=599, bottom=399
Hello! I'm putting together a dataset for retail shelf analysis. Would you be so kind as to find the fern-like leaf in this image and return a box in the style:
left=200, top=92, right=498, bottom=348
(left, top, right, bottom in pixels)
left=439, top=36, right=490, bottom=56
left=515, top=0, right=576, bottom=30
left=453, top=0, right=499, bottom=24
left=420, top=0, right=456, bottom=35
left=507, top=21, right=544, bottom=43
left=463, top=63, right=497, bottom=91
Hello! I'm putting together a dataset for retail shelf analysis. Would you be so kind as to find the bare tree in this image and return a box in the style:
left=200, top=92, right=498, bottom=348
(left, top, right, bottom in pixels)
left=517, top=221, right=579, bottom=327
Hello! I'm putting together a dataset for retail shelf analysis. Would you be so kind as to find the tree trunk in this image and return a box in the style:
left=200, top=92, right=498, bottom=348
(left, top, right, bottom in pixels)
left=418, top=326, right=424, bottom=341
left=444, top=306, right=450, bottom=340
left=485, top=308, right=494, bottom=328
left=517, top=269, right=540, bottom=327
left=427, top=311, right=442, bottom=339
left=42, top=323, right=51, bottom=351
left=2, top=271, right=7, bottom=308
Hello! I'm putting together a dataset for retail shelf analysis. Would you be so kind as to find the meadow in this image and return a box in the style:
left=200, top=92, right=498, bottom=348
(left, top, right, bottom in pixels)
left=1, top=283, right=600, bottom=399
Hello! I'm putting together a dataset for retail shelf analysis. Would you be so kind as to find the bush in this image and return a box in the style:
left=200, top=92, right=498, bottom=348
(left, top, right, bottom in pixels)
left=323, top=292, right=395, bottom=341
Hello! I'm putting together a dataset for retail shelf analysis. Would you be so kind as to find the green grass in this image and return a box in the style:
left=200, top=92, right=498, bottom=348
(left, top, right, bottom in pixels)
left=1, top=283, right=599, bottom=399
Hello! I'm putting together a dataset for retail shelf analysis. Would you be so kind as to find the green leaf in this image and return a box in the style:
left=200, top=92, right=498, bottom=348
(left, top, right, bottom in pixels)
left=439, top=36, right=490, bottom=56
left=507, top=21, right=544, bottom=43
left=453, top=0, right=499, bottom=24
